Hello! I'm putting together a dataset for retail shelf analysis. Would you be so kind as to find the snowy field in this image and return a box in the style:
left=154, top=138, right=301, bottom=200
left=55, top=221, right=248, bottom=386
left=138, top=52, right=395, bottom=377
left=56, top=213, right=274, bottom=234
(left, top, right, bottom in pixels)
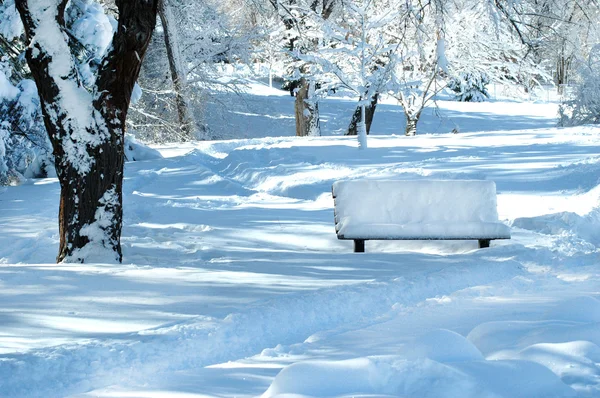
left=1, top=84, right=600, bottom=397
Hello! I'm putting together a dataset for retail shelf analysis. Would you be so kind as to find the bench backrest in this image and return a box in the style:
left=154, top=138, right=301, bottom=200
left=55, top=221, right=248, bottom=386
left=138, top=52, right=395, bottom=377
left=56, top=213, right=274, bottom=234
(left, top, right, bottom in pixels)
left=333, top=180, right=501, bottom=226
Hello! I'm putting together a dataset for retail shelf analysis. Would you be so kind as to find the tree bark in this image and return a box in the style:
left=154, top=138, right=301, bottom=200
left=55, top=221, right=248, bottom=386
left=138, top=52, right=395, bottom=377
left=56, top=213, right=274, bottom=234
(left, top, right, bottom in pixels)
left=158, top=0, right=195, bottom=140
left=16, top=0, right=158, bottom=263
left=295, top=78, right=320, bottom=136
left=405, top=117, right=418, bottom=136
left=270, top=0, right=332, bottom=138
left=346, top=93, right=379, bottom=136
left=556, top=54, right=571, bottom=95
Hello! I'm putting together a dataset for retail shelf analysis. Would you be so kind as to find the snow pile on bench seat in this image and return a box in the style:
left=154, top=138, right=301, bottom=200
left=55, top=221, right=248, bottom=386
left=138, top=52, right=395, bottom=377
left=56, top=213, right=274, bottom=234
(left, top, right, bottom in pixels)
left=333, top=180, right=511, bottom=240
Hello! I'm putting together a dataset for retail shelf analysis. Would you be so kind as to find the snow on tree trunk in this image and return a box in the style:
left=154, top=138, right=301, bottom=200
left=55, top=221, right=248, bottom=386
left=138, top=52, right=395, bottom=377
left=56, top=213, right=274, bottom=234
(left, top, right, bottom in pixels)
left=405, top=117, right=418, bottom=136
left=347, top=93, right=379, bottom=136
left=294, top=78, right=320, bottom=137
left=16, top=0, right=158, bottom=263
left=158, top=0, right=196, bottom=141
left=357, top=104, right=367, bottom=149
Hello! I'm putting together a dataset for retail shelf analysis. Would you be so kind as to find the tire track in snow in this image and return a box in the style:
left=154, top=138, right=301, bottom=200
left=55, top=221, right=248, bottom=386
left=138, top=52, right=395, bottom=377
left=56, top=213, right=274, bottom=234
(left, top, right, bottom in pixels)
left=0, top=257, right=523, bottom=398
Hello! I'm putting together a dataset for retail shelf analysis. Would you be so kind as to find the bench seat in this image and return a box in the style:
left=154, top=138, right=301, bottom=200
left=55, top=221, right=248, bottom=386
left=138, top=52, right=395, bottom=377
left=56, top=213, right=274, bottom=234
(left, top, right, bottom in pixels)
left=337, top=222, right=511, bottom=240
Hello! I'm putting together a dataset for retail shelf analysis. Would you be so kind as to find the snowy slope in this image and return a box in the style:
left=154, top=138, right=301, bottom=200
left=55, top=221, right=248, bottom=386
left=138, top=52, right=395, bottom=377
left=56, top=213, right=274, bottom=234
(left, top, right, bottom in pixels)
left=1, top=86, right=600, bottom=397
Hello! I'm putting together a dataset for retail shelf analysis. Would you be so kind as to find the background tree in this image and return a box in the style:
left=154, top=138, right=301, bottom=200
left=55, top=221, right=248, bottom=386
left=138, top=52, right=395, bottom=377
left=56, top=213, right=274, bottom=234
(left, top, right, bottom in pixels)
left=131, top=0, right=254, bottom=142
left=158, top=0, right=196, bottom=141
left=303, top=0, right=398, bottom=147
left=560, top=44, right=600, bottom=125
left=267, top=0, right=338, bottom=137
left=386, top=0, right=447, bottom=136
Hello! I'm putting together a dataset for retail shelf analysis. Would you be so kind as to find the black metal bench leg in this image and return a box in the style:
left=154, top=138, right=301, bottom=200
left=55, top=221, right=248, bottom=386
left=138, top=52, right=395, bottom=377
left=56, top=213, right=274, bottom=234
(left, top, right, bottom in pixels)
left=354, top=239, right=365, bottom=253
left=478, top=239, right=491, bottom=248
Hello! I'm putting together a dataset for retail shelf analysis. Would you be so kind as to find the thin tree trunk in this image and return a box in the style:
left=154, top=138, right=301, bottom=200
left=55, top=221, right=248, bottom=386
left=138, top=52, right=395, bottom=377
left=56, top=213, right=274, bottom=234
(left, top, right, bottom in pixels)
left=159, top=0, right=195, bottom=140
left=272, top=0, right=331, bottom=138
left=557, top=55, right=565, bottom=95
left=16, top=0, right=158, bottom=263
left=358, top=104, right=367, bottom=149
left=295, top=78, right=320, bottom=136
left=399, top=68, right=438, bottom=137
left=405, top=117, right=418, bottom=136
left=346, top=93, right=379, bottom=136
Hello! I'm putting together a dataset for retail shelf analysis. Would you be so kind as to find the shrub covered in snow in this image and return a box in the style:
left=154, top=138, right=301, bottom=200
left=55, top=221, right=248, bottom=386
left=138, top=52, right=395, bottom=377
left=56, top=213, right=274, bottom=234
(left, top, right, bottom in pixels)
left=560, top=46, right=600, bottom=126
left=0, top=61, right=52, bottom=185
left=0, top=1, right=22, bottom=41
left=448, top=71, right=490, bottom=102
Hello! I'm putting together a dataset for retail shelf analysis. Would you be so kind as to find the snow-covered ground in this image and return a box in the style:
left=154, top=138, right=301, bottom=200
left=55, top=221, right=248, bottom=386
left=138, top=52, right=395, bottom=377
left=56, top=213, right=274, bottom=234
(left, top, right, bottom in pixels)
left=1, top=83, right=600, bottom=398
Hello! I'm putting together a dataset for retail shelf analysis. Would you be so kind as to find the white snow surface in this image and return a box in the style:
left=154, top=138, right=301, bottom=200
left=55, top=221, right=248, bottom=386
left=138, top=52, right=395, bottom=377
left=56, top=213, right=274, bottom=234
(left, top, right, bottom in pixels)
left=0, top=0, right=23, bottom=40
left=0, top=69, right=19, bottom=100
left=333, top=179, right=511, bottom=239
left=70, top=0, right=114, bottom=57
left=2, top=83, right=600, bottom=398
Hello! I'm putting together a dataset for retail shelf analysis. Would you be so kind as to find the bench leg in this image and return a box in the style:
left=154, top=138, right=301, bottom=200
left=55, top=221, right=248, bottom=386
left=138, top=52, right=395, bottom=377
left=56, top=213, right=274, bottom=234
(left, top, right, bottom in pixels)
left=354, top=239, right=365, bottom=253
left=478, top=239, right=491, bottom=248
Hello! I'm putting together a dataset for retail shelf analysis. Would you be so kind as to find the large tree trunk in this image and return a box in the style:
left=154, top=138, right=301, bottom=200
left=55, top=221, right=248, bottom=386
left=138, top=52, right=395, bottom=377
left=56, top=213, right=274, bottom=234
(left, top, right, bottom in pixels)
left=159, top=0, right=196, bottom=140
left=295, top=78, right=320, bottom=136
left=346, top=93, right=379, bottom=136
left=16, top=0, right=158, bottom=263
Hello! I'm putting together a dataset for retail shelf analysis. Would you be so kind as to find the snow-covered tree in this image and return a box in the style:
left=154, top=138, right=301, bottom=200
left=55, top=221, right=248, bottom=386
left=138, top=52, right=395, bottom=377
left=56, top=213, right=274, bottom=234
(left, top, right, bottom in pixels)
left=384, top=0, right=447, bottom=136
left=479, top=0, right=599, bottom=92
left=390, top=60, right=445, bottom=136
left=130, top=0, right=256, bottom=142
left=158, top=0, right=196, bottom=141
left=560, top=45, right=600, bottom=126
left=14, top=0, right=158, bottom=263
left=266, top=0, right=339, bottom=137
left=444, top=1, right=547, bottom=89
left=0, top=1, right=52, bottom=184
left=303, top=0, right=398, bottom=147
left=448, top=71, right=490, bottom=102
left=0, top=60, right=50, bottom=185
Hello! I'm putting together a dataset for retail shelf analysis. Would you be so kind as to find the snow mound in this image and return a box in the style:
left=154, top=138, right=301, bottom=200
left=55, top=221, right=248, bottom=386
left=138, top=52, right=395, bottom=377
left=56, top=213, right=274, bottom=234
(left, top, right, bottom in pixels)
left=261, top=356, right=485, bottom=398
left=408, top=329, right=484, bottom=362
left=518, top=340, right=600, bottom=364
left=512, top=340, right=600, bottom=392
left=480, top=335, right=600, bottom=394
left=453, top=359, right=576, bottom=398
left=124, top=135, right=163, bottom=162
left=468, top=297, right=600, bottom=360
left=543, top=296, right=600, bottom=323
left=512, top=211, right=600, bottom=245
left=262, top=355, right=575, bottom=398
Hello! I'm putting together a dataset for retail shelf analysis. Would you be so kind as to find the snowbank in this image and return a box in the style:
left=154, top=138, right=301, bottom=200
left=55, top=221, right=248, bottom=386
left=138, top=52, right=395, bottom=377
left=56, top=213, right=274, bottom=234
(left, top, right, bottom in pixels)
left=124, top=135, right=163, bottom=162
left=263, top=341, right=574, bottom=398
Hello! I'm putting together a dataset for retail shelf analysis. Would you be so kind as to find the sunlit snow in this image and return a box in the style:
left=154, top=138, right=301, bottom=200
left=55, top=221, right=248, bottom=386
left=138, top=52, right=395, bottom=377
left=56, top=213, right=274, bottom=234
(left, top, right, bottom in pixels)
left=1, top=81, right=600, bottom=398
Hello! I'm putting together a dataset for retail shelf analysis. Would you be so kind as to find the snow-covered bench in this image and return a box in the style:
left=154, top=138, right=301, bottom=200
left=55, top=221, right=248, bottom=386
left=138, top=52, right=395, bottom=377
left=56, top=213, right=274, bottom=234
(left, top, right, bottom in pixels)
left=332, top=180, right=511, bottom=252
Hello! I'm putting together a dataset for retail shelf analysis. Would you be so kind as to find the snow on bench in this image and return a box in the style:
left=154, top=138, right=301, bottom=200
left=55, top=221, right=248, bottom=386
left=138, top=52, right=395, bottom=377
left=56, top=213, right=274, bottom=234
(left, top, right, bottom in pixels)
left=332, top=180, right=511, bottom=252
